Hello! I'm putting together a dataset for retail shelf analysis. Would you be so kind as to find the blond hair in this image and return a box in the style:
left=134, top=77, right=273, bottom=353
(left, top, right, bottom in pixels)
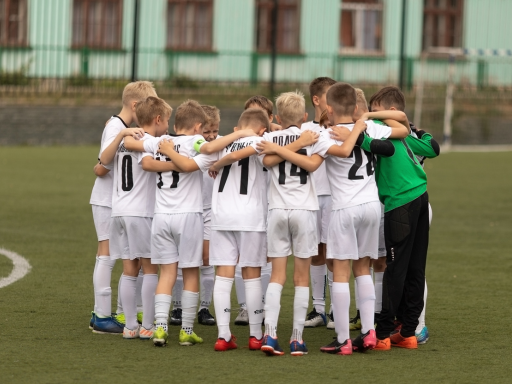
left=135, top=97, right=172, bottom=127
left=238, top=108, right=270, bottom=132
left=175, top=100, right=207, bottom=130
left=276, top=90, right=305, bottom=126
left=201, top=105, right=221, bottom=125
left=122, top=81, right=157, bottom=106
left=355, top=88, right=369, bottom=113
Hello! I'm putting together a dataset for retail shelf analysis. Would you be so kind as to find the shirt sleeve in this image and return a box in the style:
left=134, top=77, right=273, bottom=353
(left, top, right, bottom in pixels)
left=312, top=131, right=336, bottom=158
left=366, top=120, right=392, bottom=140
left=99, top=120, right=122, bottom=155
left=248, top=136, right=264, bottom=153
left=405, top=133, right=440, bottom=158
left=139, top=137, right=158, bottom=163
left=193, top=135, right=208, bottom=153
left=193, top=153, right=218, bottom=172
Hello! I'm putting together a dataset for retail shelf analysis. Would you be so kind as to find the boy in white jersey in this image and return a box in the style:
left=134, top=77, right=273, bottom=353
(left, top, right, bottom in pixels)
left=302, top=77, right=337, bottom=329
left=258, top=83, right=409, bottom=355
left=89, top=81, right=156, bottom=334
left=135, top=100, right=257, bottom=347
left=104, top=96, right=169, bottom=339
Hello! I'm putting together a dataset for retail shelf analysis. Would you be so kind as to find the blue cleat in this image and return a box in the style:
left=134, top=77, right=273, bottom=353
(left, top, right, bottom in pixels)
left=261, top=335, right=285, bottom=356
left=92, top=316, right=124, bottom=334
left=416, top=326, right=429, bottom=344
left=89, top=312, right=96, bottom=330
left=290, top=339, right=308, bottom=356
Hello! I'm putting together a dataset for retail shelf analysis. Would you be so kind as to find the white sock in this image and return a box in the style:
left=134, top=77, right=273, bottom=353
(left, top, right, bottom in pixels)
left=310, top=265, right=326, bottom=314
left=116, top=274, right=123, bottom=315
left=332, top=282, right=350, bottom=343
left=374, top=272, right=384, bottom=313
left=141, top=274, right=158, bottom=329
left=155, top=294, right=172, bottom=331
left=291, top=286, right=309, bottom=342
left=416, top=280, right=428, bottom=333
left=93, top=257, right=99, bottom=314
left=172, top=268, right=183, bottom=309
left=199, top=265, right=215, bottom=311
left=261, top=262, right=272, bottom=304
left=370, top=266, right=374, bottom=280
left=327, top=270, right=333, bottom=314
left=354, top=278, right=359, bottom=311
left=136, top=268, right=143, bottom=313
left=245, top=277, right=263, bottom=339
left=213, top=276, right=233, bottom=340
left=234, top=265, right=246, bottom=307
left=120, top=275, right=138, bottom=330
left=355, top=275, right=376, bottom=334
left=264, top=282, right=283, bottom=338
left=181, top=290, right=199, bottom=334
left=94, top=256, right=116, bottom=317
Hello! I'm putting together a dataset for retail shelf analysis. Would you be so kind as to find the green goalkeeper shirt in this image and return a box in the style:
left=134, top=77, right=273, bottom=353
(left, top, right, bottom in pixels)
left=359, top=127, right=440, bottom=213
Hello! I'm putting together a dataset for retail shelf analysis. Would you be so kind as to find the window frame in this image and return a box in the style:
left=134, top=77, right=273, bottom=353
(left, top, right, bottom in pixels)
left=166, top=0, right=214, bottom=52
left=422, top=0, right=464, bottom=52
left=71, top=0, right=123, bottom=50
left=0, top=0, right=28, bottom=47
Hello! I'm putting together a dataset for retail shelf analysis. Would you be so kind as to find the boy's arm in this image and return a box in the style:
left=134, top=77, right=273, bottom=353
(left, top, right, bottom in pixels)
left=404, top=131, right=440, bottom=158
left=93, top=162, right=110, bottom=177
left=381, top=119, right=410, bottom=138
left=99, top=128, right=145, bottom=165
left=197, top=130, right=257, bottom=155
left=123, top=135, right=147, bottom=152
left=262, top=130, right=320, bottom=167
left=158, top=139, right=201, bottom=172
left=362, top=111, right=411, bottom=132
left=326, top=121, right=370, bottom=158
left=210, top=146, right=258, bottom=172
left=141, top=156, right=182, bottom=173
left=257, top=142, right=324, bottom=172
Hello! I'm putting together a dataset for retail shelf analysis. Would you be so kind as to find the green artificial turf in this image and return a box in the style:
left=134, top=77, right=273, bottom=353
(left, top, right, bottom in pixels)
left=0, top=147, right=511, bottom=383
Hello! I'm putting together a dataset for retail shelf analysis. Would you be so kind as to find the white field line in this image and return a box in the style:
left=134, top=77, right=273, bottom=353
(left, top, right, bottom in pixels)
left=0, top=248, right=31, bottom=288
left=442, top=145, right=512, bottom=152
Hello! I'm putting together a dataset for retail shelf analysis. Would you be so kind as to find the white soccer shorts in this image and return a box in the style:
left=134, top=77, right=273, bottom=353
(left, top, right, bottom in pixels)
left=317, top=195, right=332, bottom=244
left=327, top=201, right=381, bottom=260
left=92, top=205, right=112, bottom=241
left=151, top=213, right=203, bottom=268
left=378, top=204, right=386, bottom=257
left=267, top=209, right=318, bottom=258
left=109, top=216, right=152, bottom=260
left=203, top=208, right=211, bottom=241
left=210, top=230, right=267, bottom=267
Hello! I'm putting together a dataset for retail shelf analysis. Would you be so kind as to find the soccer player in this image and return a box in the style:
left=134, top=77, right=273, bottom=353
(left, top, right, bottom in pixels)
left=89, top=81, right=156, bottom=334
left=302, top=77, right=336, bottom=330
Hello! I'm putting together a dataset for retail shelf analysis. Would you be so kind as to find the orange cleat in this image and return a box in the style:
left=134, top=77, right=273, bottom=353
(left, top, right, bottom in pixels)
left=214, top=335, right=238, bottom=351
left=249, top=336, right=263, bottom=350
left=373, top=337, right=391, bottom=351
left=390, top=331, right=418, bottom=349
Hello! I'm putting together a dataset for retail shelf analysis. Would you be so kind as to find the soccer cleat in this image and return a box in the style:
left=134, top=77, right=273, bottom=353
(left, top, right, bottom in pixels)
left=416, top=326, right=429, bottom=344
left=153, top=326, right=168, bottom=347
left=114, top=312, right=126, bottom=325
left=320, top=337, right=352, bottom=355
left=261, top=335, right=285, bottom=356
left=249, top=336, right=263, bottom=350
left=214, top=335, right=238, bottom=351
left=198, top=308, right=216, bottom=326
left=92, top=316, right=124, bottom=334
left=390, top=331, right=418, bottom=349
left=234, top=307, right=249, bottom=326
left=89, top=312, right=96, bottom=330
left=123, top=325, right=140, bottom=339
left=304, top=309, right=327, bottom=328
left=326, top=312, right=335, bottom=330
left=179, top=329, right=204, bottom=346
left=169, top=308, right=182, bottom=326
left=139, top=326, right=154, bottom=340
left=351, top=329, right=377, bottom=352
left=349, top=311, right=362, bottom=331
left=374, top=338, right=391, bottom=351
left=290, top=340, right=308, bottom=356
left=137, top=312, right=143, bottom=324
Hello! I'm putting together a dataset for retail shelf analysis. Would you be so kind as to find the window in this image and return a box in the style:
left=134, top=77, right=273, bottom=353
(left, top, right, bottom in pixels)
left=256, top=0, right=300, bottom=53
left=0, top=0, right=27, bottom=46
left=72, top=0, right=122, bottom=49
left=340, top=0, right=383, bottom=54
left=423, top=0, right=463, bottom=50
left=167, top=0, right=213, bottom=51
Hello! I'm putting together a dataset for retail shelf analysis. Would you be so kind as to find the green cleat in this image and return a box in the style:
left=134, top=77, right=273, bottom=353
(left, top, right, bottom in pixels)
left=153, top=326, right=168, bottom=347
left=137, top=312, right=143, bottom=324
left=179, top=329, right=203, bottom=346
left=114, top=312, right=126, bottom=325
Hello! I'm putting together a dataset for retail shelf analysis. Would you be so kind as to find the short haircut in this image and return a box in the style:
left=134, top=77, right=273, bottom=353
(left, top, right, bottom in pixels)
left=201, top=105, right=221, bottom=125
left=326, top=82, right=357, bottom=116
left=237, top=108, right=270, bottom=131
left=122, top=81, right=157, bottom=106
left=319, top=109, right=330, bottom=127
left=369, top=86, right=406, bottom=112
left=355, top=88, right=369, bottom=113
left=244, top=95, right=273, bottom=118
left=135, top=96, right=172, bottom=127
left=309, top=77, right=337, bottom=105
left=175, top=99, right=207, bottom=130
left=275, top=90, right=305, bottom=125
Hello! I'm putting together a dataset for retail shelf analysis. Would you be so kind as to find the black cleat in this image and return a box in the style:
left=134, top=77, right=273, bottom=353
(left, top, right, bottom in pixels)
left=169, top=308, right=182, bottom=326
left=198, top=308, right=216, bottom=325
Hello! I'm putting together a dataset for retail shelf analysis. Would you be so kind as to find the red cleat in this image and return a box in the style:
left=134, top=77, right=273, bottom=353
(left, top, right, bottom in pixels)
left=374, top=337, right=391, bottom=351
left=249, top=336, right=263, bottom=350
left=214, top=335, right=238, bottom=351
left=390, top=331, right=418, bottom=349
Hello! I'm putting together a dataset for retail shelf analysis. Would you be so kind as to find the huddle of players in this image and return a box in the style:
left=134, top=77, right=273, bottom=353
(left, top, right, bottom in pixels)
left=89, top=77, right=439, bottom=356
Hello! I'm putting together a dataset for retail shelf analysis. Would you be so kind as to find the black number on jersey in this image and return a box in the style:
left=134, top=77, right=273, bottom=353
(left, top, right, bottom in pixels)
left=218, top=158, right=250, bottom=195
left=348, top=148, right=374, bottom=180
left=401, top=139, right=419, bottom=164
left=121, top=155, right=134, bottom=191
left=278, top=149, right=308, bottom=185
left=156, top=156, right=179, bottom=189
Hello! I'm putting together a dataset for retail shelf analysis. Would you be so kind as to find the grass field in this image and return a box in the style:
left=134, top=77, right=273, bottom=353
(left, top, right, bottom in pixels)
left=0, top=147, right=511, bottom=384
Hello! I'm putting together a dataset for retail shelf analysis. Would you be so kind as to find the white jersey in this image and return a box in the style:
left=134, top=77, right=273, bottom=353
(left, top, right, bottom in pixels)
left=313, top=120, right=391, bottom=210
left=143, top=134, right=217, bottom=214
left=259, top=126, right=319, bottom=211
left=111, top=133, right=156, bottom=217
left=301, top=121, right=331, bottom=196
left=89, top=116, right=128, bottom=207
left=211, top=136, right=267, bottom=231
